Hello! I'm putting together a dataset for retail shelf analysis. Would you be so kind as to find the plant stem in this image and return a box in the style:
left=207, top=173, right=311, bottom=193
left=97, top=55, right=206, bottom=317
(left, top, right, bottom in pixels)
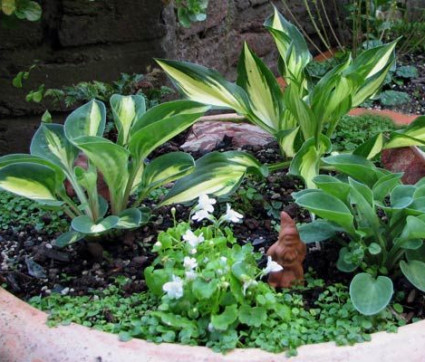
left=267, top=160, right=291, bottom=172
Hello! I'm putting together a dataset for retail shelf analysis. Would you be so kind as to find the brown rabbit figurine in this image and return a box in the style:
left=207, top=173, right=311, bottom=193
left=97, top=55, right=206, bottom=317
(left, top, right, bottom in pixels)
left=267, top=211, right=307, bottom=288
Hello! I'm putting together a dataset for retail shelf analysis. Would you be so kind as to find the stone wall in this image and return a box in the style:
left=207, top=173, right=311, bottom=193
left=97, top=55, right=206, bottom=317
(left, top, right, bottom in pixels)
left=0, top=0, right=341, bottom=154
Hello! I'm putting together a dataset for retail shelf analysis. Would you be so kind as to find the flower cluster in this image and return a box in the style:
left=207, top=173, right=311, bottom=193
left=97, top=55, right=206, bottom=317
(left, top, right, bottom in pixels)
left=191, top=194, right=243, bottom=225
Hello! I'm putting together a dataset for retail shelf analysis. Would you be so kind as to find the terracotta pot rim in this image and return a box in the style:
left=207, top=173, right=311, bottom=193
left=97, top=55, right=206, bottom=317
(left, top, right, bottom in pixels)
left=1, top=287, right=425, bottom=361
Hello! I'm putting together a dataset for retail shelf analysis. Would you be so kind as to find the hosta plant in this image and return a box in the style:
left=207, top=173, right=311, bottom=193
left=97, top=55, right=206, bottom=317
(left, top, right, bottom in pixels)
left=293, top=154, right=425, bottom=315
left=0, top=96, right=216, bottom=246
left=156, top=7, right=399, bottom=188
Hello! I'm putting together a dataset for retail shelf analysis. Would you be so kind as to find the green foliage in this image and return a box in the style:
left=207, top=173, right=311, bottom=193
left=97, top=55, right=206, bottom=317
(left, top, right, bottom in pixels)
left=0, top=97, right=213, bottom=246
left=293, top=155, right=425, bottom=314
left=174, top=0, right=208, bottom=27
left=0, top=191, right=67, bottom=233
left=379, top=90, right=411, bottom=106
left=157, top=8, right=397, bottom=189
left=1, top=0, right=41, bottom=22
left=331, top=114, right=399, bottom=152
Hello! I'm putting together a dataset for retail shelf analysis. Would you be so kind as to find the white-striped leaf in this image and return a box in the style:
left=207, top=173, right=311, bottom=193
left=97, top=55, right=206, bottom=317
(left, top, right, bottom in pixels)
left=385, top=116, right=425, bottom=149
left=353, top=133, right=385, bottom=159
left=64, top=100, right=106, bottom=141
left=72, top=215, right=120, bottom=235
left=110, top=94, right=146, bottom=146
left=237, top=42, right=283, bottom=132
left=276, top=127, right=300, bottom=158
left=116, top=208, right=145, bottom=229
left=156, top=59, right=250, bottom=115
left=161, top=151, right=266, bottom=205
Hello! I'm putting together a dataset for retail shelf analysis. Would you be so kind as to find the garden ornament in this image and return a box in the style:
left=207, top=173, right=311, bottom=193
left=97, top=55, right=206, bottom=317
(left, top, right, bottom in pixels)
left=267, top=211, right=306, bottom=288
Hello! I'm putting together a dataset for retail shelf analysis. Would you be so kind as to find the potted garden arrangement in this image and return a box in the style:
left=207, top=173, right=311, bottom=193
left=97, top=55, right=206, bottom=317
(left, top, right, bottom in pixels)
left=1, top=7, right=425, bottom=361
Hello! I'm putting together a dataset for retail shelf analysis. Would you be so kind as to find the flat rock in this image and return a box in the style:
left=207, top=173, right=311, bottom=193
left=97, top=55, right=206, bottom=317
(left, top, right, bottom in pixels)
left=181, top=121, right=275, bottom=152
left=381, top=147, right=425, bottom=184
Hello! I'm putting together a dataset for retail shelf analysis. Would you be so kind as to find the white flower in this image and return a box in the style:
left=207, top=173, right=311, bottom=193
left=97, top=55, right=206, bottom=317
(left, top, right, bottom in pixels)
left=223, top=203, right=243, bottom=223
left=183, top=256, right=198, bottom=270
left=190, top=248, right=197, bottom=255
left=163, top=275, right=184, bottom=299
left=153, top=241, right=162, bottom=249
left=262, top=256, right=283, bottom=275
left=242, top=279, right=258, bottom=295
left=192, top=209, right=212, bottom=222
left=208, top=323, right=215, bottom=332
left=182, top=230, right=204, bottom=248
left=197, top=194, right=216, bottom=213
left=185, top=270, right=197, bottom=281
left=220, top=256, right=227, bottom=264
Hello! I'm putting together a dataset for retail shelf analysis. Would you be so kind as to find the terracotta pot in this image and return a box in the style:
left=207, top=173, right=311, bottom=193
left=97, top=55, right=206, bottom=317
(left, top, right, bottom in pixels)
left=1, top=287, right=425, bottom=361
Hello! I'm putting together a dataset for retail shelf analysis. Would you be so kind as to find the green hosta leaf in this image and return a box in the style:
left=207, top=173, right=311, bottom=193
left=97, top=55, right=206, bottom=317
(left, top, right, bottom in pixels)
left=372, top=173, right=402, bottom=202
left=129, top=113, right=203, bottom=161
left=238, top=305, right=267, bottom=327
left=406, top=243, right=425, bottom=263
left=192, top=278, right=219, bottom=300
left=237, top=42, right=283, bottom=132
left=390, top=185, right=416, bottom=209
left=116, top=208, right=144, bottom=229
left=289, top=135, right=331, bottom=189
left=131, top=100, right=210, bottom=135
left=156, top=59, right=249, bottom=115
left=110, top=94, right=146, bottom=146
left=64, top=100, right=106, bottom=141
left=211, top=305, right=238, bottom=331
left=379, top=90, right=410, bottom=106
left=349, top=178, right=379, bottom=229
left=161, top=151, right=266, bottom=205
left=31, top=124, right=78, bottom=172
left=350, top=273, right=393, bottom=315
left=294, top=190, right=355, bottom=235
left=337, top=247, right=358, bottom=272
left=73, top=136, right=129, bottom=210
left=71, top=215, right=120, bottom=235
left=322, top=154, right=378, bottom=187
left=385, top=116, right=425, bottom=149
left=400, top=260, right=425, bottom=292
left=0, top=163, right=60, bottom=203
left=400, top=216, right=425, bottom=241
left=298, top=220, right=343, bottom=243
left=140, top=152, right=195, bottom=193
left=54, top=231, right=85, bottom=248
left=368, top=243, right=382, bottom=255
left=313, top=175, right=350, bottom=201
left=353, top=133, right=384, bottom=160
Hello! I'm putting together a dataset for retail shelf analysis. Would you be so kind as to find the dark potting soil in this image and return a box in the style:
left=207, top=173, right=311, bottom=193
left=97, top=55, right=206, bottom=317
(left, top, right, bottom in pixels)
left=0, top=136, right=424, bottom=324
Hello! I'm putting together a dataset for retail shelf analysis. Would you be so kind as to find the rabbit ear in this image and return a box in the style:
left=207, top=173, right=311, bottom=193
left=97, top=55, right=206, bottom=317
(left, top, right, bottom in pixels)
left=279, top=211, right=296, bottom=234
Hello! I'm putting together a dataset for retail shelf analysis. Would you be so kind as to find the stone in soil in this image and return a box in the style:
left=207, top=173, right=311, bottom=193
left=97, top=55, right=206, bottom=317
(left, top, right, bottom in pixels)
left=381, top=147, right=425, bottom=184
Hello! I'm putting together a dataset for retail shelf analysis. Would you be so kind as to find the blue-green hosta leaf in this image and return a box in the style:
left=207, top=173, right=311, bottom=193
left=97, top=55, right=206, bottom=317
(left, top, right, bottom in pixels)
left=385, top=116, right=425, bottom=149
left=322, top=154, right=379, bottom=187
left=289, top=135, right=331, bottom=189
left=313, top=175, right=350, bottom=201
left=140, top=152, right=195, bottom=193
left=0, top=163, right=61, bottom=203
left=237, top=42, right=283, bottom=132
left=348, top=178, right=380, bottom=229
left=372, top=172, right=402, bottom=202
left=131, top=100, right=209, bottom=135
left=116, top=208, right=144, bottom=229
left=161, top=151, right=266, bottom=205
left=156, top=59, right=250, bottom=115
left=406, top=243, right=425, bottom=263
left=294, top=190, right=355, bottom=235
left=350, top=273, right=394, bottom=315
left=298, top=219, right=343, bottom=243
left=64, top=100, right=106, bottom=141
left=400, top=216, right=425, bottom=242
left=71, top=215, right=120, bottom=235
left=353, top=133, right=385, bottom=160
left=129, top=113, right=203, bottom=161
left=73, top=136, right=129, bottom=209
left=400, top=260, right=425, bottom=292
left=31, top=124, right=78, bottom=172
left=54, top=231, right=85, bottom=248
left=110, top=94, right=146, bottom=146
left=337, top=247, right=359, bottom=273
left=390, top=185, right=416, bottom=209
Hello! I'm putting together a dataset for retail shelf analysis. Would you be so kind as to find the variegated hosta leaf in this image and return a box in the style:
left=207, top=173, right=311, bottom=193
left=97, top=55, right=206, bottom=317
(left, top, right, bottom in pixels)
left=0, top=162, right=61, bottom=204
left=264, top=7, right=311, bottom=83
left=131, top=100, right=210, bottom=135
left=161, top=151, right=267, bottom=205
left=2, top=0, right=16, bottom=15
left=156, top=59, right=250, bottom=115
left=237, top=42, right=283, bottom=132
left=140, top=152, right=195, bottom=193
left=110, top=94, right=146, bottom=146
left=54, top=231, right=85, bottom=248
left=353, top=133, right=384, bottom=159
left=73, top=136, right=129, bottom=209
left=116, top=208, right=146, bottom=229
left=30, top=123, right=78, bottom=171
left=276, top=127, right=299, bottom=158
left=129, top=113, right=203, bottom=161
left=385, top=116, right=425, bottom=149
left=289, top=135, right=331, bottom=189
left=64, top=100, right=106, bottom=142
left=71, top=215, right=120, bottom=235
